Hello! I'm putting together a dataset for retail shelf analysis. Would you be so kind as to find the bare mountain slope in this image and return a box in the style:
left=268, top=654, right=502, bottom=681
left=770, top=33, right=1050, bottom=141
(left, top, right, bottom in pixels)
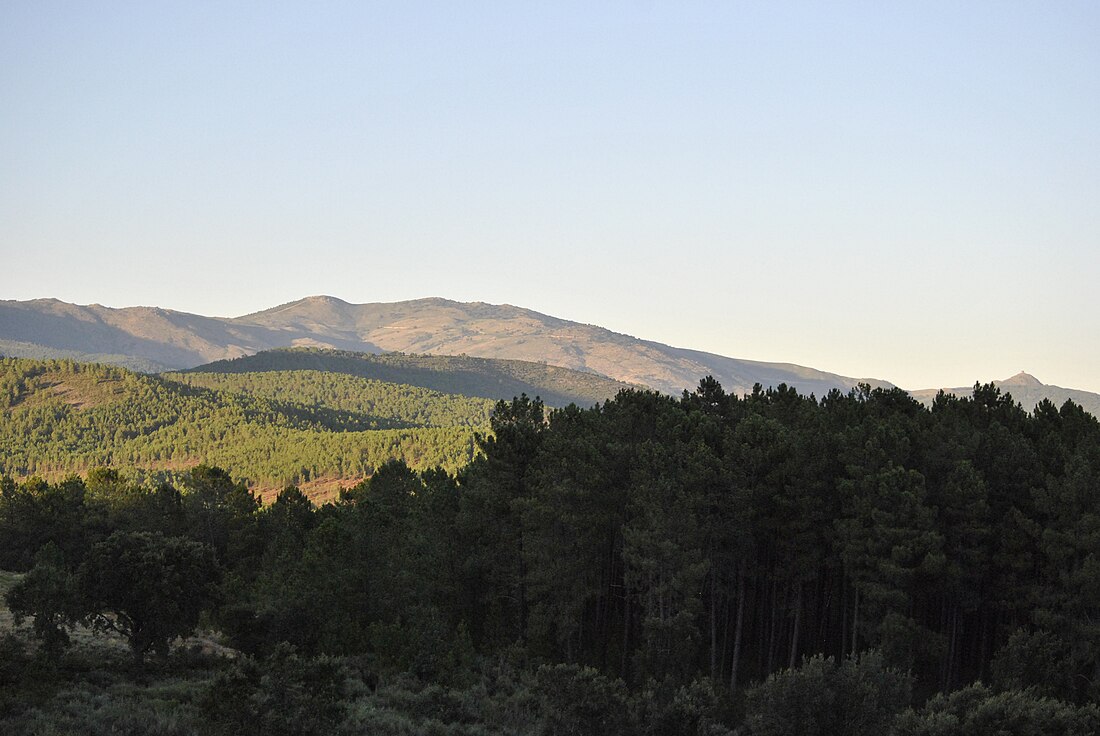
left=237, top=296, right=894, bottom=396
left=2, top=295, right=892, bottom=396
left=0, top=298, right=265, bottom=369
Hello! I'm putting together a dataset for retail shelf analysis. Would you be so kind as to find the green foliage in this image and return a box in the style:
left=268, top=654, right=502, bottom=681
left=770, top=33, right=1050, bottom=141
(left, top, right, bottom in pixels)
left=0, top=473, right=89, bottom=570
left=80, top=531, right=221, bottom=660
left=635, top=677, right=733, bottom=736
left=3, top=371, right=1100, bottom=732
left=0, top=357, right=481, bottom=488
left=535, top=663, right=636, bottom=735
left=623, top=473, right=708, bottom=681
left=459, top=395, right=548, bottom=649
left=835, top=465, right=943, bottom=666
left=893, top=683, right=1100, bottom=736
left=220, top=460, right=474, bottom=670
left=339, top=667, right=540, bottom=735
left=991, top=628, right=1075, bottom=700
left=0, top=665, right=207, bottom=735
left=5, top=543, right=81, bottom=654
left=205, top=645, right=350, bottom=736
left=180, top=465, right=260, bottom=562
left=164, top=367, right=496, bottom=429
left=0, top=633, right=51, bottom=716
left=742, top=652, right=912, bottom=736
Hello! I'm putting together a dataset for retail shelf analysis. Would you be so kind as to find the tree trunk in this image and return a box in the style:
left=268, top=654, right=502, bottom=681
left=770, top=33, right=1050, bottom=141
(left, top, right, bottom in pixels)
left=730, top=573, right=746, bottom=693
left=851, top=585, right=859, bottom=656
left=518, top=533, right=528, bottom=645
left=948, top=606, right=959, bottom=690
left=788, top=582, right=802, bottom=669
left=841, top=573, right=848, bottom=657
left=621, top=589, right=631, bottom=682
left=767, top=579, right=778, bottom=674
left=710, top=571, right=718, bottom=680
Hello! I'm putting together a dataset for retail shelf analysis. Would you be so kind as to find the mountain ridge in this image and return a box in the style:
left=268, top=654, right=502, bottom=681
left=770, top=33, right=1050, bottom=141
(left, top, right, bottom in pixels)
left=1, top=295, right=894, bottom=396
left=4, top=296, right=1099, bottom=416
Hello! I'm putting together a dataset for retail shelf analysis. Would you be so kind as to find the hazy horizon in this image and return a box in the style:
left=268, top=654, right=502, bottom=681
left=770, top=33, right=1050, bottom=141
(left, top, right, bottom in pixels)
left=3, top=3, right=1098, bottom=393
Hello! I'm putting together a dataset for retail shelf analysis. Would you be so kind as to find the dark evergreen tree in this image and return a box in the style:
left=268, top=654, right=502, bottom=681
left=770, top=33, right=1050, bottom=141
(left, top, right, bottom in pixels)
left=79, top=530, right=222, bottom=661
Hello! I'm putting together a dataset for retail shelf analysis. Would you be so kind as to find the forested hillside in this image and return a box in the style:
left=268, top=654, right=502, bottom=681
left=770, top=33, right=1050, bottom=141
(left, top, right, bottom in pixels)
left=3, top=377, right=1099, bottom=733
left=180, top=347, right=632, bottom=407
left=163, top=368, right=495, bottom=429
left=0, top=357, right=482, bottom=493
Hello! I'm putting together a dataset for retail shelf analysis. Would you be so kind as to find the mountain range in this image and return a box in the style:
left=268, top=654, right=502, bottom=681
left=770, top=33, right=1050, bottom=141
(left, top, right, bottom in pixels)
left=0, top=296, right=893, bottom=397
left=2, top=296, right=1097, bottom=415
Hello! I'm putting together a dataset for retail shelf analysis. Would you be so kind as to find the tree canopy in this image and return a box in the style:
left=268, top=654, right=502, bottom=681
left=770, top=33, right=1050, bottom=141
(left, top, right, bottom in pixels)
left=4, top=373, right=1100, bottom=732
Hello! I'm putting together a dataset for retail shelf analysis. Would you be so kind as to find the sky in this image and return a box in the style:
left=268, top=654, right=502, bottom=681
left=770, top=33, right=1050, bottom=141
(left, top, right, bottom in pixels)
left=2, top=2, right=1098, bottom=392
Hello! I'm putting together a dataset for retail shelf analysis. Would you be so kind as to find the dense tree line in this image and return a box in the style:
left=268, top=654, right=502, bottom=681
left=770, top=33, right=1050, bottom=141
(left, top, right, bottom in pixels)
left=446, top=381, right=1100, bottom=707
left=2, top=377, right=1100, bottom=732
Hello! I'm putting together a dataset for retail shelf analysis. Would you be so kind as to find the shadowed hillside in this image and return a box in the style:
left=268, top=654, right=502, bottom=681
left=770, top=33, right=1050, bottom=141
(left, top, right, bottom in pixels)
left=181, top=347, right=634, bottom=408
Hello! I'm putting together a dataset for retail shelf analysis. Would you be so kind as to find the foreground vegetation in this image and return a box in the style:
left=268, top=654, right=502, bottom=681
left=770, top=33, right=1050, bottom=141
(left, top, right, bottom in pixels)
left=3, top=375, right=1100, bottom=733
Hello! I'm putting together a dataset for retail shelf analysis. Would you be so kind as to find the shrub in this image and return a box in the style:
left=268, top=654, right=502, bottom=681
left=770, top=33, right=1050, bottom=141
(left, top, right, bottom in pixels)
left=742, top=651, right=911, bottom=736
left=203, top=644, right=349, bottom=736
left=893, top=683, right=1100, bottom=736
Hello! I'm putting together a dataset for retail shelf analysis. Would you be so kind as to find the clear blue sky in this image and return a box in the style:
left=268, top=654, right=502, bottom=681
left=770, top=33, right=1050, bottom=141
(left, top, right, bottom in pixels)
left=3, top=2, right=1098, bottom=392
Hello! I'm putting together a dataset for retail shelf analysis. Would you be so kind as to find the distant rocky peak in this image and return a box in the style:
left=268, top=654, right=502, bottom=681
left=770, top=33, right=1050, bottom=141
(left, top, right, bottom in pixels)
left=1000, top=371, right=1043, bottom=387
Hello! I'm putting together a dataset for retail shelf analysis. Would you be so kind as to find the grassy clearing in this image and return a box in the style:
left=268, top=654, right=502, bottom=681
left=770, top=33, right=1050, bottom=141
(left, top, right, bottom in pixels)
left=13, top=370, right=129, bottom=411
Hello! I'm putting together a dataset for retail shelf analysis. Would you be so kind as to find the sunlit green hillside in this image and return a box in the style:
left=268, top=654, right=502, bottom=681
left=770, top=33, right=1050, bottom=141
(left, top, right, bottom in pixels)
left=0, top=357, right=481, bottom=496
left=162, top=368, right=496, bottom=428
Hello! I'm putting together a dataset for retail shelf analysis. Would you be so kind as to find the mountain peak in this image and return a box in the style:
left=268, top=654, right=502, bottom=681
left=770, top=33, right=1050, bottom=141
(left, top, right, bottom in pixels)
left=301, top=295, right=348, bottom=305
left=1000, top=371, right=1043, bottom=387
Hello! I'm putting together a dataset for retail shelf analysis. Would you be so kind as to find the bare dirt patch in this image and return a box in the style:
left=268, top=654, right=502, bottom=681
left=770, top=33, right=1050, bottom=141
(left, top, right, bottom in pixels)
left=251, top=474, right=365, bottom=505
